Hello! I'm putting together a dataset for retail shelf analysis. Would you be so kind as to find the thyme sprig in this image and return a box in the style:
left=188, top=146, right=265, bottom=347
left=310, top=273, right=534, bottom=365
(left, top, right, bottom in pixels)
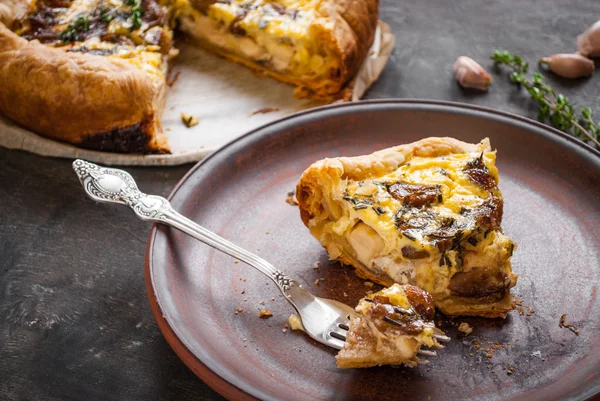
left=491, top=50, right=600, bottom=148
left=59, top=15, right=91, bottom=42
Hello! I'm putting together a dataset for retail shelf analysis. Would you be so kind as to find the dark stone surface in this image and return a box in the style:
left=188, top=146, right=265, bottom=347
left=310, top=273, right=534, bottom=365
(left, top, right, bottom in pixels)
left=1, top=1, right=599, bottom=400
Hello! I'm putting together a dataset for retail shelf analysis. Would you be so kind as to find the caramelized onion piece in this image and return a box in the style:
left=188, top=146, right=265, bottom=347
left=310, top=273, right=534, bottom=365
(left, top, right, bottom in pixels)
left=448, top=266, right=510, bottom=298
left=464, top=155, right=497, bottom=190
left=388, top=182, right=442, bottom=208
left=401, top=246, right=429, bottom=260
left=403, top=284, right=435, bottom=320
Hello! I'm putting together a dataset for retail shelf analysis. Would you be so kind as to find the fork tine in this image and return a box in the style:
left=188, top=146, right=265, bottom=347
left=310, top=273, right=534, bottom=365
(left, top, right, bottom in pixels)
left=330, top=331, right=346, bottom=341
left=417, top=349, right=437, bottom=357
left=433, top=333, right=451, bottom=342
left=327, top=336, right=346, bottom=350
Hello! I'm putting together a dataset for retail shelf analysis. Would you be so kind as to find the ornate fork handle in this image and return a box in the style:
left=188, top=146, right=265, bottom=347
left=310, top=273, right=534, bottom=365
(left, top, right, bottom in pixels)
left=72, top=160, right=295, bottom=292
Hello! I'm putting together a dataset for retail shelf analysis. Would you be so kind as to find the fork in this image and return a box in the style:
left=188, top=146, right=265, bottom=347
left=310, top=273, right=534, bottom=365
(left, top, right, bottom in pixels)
left=72, top=160, right=448, bottom=360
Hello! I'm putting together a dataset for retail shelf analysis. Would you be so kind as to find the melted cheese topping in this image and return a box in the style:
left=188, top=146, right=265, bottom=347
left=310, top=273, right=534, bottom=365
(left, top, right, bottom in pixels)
left=342, top=152, right=498, bottom=253
left=318, top=150, right=514, bottom=303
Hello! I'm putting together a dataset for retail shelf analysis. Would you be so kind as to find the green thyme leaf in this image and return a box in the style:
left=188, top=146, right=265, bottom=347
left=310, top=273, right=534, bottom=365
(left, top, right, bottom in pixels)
left=131, top=4, right=144, bottom=29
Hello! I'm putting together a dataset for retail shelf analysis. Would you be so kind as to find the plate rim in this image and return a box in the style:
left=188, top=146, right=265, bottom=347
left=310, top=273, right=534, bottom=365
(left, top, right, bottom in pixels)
left=145, top=99, right=600, bottom=401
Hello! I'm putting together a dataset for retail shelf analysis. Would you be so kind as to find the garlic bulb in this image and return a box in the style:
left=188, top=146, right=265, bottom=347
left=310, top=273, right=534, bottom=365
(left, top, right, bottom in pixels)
left=453, top=56, right=492, bottom=91
left=539, top=53, right=595, bottom=78
left=577, top=20, right=600, bottom=58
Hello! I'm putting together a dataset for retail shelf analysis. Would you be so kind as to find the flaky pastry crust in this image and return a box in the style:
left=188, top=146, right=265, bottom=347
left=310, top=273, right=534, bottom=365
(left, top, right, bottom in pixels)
left=0, top=24, right=169, bottom=153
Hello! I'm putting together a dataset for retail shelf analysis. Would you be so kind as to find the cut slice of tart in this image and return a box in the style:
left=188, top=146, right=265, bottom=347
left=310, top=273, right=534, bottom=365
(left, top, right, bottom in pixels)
left=336, top=283, right=444, bottom=368
left=174, top=0, right=378, bottom=98
left=297, top=137, right=518, bottom=318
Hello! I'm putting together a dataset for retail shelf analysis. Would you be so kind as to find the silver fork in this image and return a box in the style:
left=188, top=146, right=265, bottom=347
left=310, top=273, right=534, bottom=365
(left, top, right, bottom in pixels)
left=72, top=160, right=449, bottom=358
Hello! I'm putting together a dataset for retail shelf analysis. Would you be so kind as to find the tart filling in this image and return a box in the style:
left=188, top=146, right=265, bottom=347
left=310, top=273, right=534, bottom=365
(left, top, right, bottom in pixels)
left=336, top=284, right=442, bottom=368
left=13, top=0, right=174, bottom=78
left=175, top=0, right=373, bottom=97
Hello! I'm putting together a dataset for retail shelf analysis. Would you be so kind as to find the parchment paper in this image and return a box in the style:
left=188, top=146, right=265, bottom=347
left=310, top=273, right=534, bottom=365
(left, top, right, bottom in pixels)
left=0, top=21, right=394, bottom=166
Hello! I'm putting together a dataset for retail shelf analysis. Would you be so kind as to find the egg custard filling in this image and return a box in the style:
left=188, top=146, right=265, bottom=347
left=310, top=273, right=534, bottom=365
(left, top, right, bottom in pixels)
left=175, top=0, right=350, bottom=96
left=13, top=0, right=175, bottom=77
left=337, top=284, right=443, bottom=368
left=297, top=138, right=519, bottom=318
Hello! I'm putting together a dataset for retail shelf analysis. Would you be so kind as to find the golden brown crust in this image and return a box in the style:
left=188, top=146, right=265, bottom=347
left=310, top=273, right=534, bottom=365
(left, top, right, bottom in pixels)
left=296, top=137, right=516, bottom=319
left=0, top=0, right=30, bottom=28
left=317, top=0, right=379, bottom=94
left=0, top=24, right=169, bottom=153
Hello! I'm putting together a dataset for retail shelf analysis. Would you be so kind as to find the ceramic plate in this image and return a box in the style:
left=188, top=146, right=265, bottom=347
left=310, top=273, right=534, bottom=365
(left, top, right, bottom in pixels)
left=146, top=100, right=600, bottom=401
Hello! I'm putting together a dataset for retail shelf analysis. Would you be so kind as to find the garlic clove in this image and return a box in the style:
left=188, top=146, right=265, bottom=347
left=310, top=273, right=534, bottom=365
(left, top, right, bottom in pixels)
left=577, top=20, right=600, bottom=58
left=453, top=56, right=492, bottom=91
left=539, top=53, right=595, bottom=79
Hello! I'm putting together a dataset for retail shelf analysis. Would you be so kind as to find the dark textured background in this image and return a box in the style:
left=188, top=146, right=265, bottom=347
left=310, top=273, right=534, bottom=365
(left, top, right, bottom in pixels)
left=1, top=1, right=599, bottom=400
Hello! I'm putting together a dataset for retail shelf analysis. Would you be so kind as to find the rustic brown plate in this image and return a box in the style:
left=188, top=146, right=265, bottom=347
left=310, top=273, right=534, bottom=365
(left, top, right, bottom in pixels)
left=145, top=100, right=600, bottom=401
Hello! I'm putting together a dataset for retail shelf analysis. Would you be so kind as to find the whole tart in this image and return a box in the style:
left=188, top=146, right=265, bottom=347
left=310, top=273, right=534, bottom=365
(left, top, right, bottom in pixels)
left=0, top=0, right=378, bottom=153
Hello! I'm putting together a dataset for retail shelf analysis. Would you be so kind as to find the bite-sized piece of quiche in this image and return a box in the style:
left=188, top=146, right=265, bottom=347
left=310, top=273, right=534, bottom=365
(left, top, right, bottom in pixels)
left=0, top=0, right=174, bottom=153
left=337, top=283, right=443, bottom=368
left=175, top=0, right=378, bottom=98
left=297, top=137, right=518, bottom=318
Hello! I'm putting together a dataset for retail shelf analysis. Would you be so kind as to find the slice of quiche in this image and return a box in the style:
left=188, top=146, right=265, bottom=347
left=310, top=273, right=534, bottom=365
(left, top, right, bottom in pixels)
left=0, top=0, right=174, bottom=153
left=175, top=0, right=378, bottom=98
left=337, top=283, right=443, bottom=368
left=297, top=137, right=518, bottom=318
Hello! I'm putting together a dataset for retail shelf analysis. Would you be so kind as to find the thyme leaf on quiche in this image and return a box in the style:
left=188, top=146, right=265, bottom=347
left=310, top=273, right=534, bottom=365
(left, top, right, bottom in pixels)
left=130, top=4, right=144, bottom=29
left=59, top=15, right=91, bottom=42
left=491, top=50, right=600, bottom=148
left=100, top=8, right=112, bottom=22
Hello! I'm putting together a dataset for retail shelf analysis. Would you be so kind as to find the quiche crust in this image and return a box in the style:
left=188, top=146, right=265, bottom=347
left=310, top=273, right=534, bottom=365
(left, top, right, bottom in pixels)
left=297, top=137, right=519, bottom=318
left=0, top=8, right=169, bottom=153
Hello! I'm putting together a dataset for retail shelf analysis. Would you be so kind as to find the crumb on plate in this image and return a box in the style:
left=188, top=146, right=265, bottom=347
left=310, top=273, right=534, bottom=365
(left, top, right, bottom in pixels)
left=288, top=314, right=303, bottom=331
left=259, top=309, right=273, bottom=318
left=285, top=190, right=299, bottom=206
left=559, top=314, right=580, bottom=335
left=458, top=322, right=473, bottom=335
left=249, top=107, right=280, bottom=116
